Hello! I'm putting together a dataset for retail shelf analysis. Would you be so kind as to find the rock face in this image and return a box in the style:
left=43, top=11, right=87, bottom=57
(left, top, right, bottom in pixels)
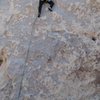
left=0, top=0, right=100, bottom=100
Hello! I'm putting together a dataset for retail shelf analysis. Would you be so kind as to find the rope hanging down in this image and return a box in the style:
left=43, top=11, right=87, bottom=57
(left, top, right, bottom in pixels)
left=17, top=16, right=38, bottom=100
left=17, top=0, right=54, bottom=99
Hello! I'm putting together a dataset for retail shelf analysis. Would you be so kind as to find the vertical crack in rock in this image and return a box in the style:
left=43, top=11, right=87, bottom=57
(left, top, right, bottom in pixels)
left=17, top=17, right=38, bottom=100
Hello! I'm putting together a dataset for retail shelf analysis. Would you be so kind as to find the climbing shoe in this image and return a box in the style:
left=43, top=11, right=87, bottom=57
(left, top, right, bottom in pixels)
left=38, top=13, right=40, bottom=17
left=48, top=8, right=53, bottom=12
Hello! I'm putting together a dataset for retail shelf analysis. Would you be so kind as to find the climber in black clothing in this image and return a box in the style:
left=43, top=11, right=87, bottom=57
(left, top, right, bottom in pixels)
left=38, top=0, right=54, bottom=17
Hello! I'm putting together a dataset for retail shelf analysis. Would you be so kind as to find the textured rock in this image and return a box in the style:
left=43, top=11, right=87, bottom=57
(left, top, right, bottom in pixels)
left=0, top=0, right=100, bottom=100
left=0, top=48, right=8, bottom=89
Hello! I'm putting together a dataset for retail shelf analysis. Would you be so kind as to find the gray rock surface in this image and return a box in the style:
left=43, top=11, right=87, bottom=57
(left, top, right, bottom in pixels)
left=0, top=0, right=100, bottom=100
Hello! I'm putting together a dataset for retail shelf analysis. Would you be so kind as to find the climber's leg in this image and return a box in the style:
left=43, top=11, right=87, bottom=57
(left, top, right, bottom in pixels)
left=47, top=1, right=54, bottom=11
left=38, top=1, right=44, bottom=17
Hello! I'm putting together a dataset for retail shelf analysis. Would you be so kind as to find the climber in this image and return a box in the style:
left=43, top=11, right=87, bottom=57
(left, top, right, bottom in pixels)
left=38, top=0, right=54, bottom=17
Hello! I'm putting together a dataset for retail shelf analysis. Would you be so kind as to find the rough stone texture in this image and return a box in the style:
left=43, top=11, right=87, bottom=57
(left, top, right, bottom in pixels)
left=0, top=0, right=100, bottom=100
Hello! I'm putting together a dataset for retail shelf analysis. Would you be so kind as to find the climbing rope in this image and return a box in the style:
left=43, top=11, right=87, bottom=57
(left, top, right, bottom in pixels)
left=17, top=16, right=38, bottom=100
